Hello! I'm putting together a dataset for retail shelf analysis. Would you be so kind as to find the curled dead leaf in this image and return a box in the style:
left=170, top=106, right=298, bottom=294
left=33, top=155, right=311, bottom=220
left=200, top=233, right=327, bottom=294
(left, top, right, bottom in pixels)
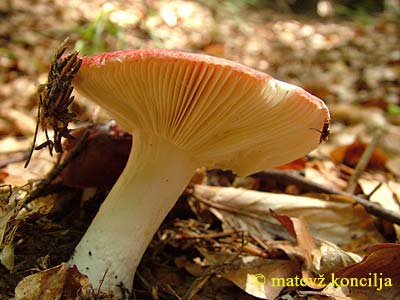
left=312, top=240, right=361, bottom=275
left=192, top=184, right=383, bottom=246
left=330, top=244, right=400, bottom=300
left=0, top=242, right=14, bottom=271
left=330, top=141, right=388, bottom=171
left=15, top=263, right=90, bottom=300
left=222, top=257, right=300, bottom=300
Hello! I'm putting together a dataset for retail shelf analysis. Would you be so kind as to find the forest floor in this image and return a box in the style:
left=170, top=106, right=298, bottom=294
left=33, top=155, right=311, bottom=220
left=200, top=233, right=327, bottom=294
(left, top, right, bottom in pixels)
left=0, top=1, right=399, bottom=299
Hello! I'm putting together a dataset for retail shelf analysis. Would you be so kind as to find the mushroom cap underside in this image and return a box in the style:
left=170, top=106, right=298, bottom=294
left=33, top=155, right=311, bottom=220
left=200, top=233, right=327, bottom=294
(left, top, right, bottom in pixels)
left=73, top=49, right=330, bottom=175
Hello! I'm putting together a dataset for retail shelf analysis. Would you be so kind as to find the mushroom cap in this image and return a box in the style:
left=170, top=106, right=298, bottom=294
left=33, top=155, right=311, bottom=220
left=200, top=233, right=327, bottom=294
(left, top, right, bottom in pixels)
left=73, top=49, right=330, bottom=176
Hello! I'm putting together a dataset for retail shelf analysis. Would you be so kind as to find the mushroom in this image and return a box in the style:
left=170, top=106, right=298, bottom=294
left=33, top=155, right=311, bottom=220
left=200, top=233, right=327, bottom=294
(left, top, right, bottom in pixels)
left=70, top=49, right=330, bottom=293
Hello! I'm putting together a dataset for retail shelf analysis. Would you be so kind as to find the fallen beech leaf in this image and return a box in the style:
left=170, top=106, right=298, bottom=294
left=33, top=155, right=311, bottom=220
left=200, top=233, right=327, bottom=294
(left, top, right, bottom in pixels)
left=269, top=213, right=295, bottom=237
left=200, top=252, right=300, bottom=300
left=386, top=156, right=400, bottom=177
left=270, top=213, right=316, bottom=259
left=329, top=103, right=387, bottom=127
left=331, top=244, right=400, bottom=300
left=359, top=179, right=400, bottom=212
left=277, top=157, right=307, bottom=170
left=336, top=243, right=400, bottom=280
left=319, top=284, right=353, bottom=300
left=203, top=44, right=225, bottom=57
left=2, top=108, right=36, bottom=135
left=271, top=213, right=328, bottom=289
left=0, top=136, right=31, bottom=153
left=174, top=256, right=204, bottom=276
left=0, top=242, right=14, bottom=271
left=312, top=240, right=361, bottom=275
left=3, top=143, right=57, bottom=186
left=270, top=213, right=316, bottom=260
left=224, top=257, right=300, bottom=300
left=15, top=263, right=90, bottom=300
left=190, top=167, right=207, bottom=185
left=330, top=141, right=387, bottom=170
left=0, top=170, right=8, bottom=182
left=0, top=187, right=28, bottom=271
left=193, top=185, right=383, bottom=246
left=359, top=178, right=400, bottom=239
left=388, top=181, right=400, bottom=204
left=305, top=160, right=347, bottom=190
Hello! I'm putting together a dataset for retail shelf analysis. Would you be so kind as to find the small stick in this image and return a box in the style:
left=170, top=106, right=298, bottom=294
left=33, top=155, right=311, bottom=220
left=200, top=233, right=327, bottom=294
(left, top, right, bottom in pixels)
left=182, top=245, right=242, bottom=300
left=346, top=128, right=384, bottom=194
left=165, top=285, right=182, bottom=300
left=258, top=169, right=400, bottom=225
left=366, top=182, right=383, bottom=200
left=193, top=192, right=269, bottom=223
left=176, top=230, right=235, bottom=240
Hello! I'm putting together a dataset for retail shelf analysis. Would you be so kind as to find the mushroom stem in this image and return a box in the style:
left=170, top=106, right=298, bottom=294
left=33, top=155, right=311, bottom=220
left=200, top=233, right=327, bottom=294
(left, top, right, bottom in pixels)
left=69, top=132, right=198, bottom=292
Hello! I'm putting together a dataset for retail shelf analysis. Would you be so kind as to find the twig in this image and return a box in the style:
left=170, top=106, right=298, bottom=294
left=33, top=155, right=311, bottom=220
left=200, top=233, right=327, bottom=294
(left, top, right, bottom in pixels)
left=182, top=246, right=242, bottom=300
left=176, top=230, right=235, bottom=240
left=249, top=233, right=270, bottom=253
left=257, top=169, right=400, bottom=225
left=135, top=268, right=172, bottom=300
left=346, top=128, right=384, bottom=194
left=366, top=182, right=383, bottom=200
left=193, top=192, right=270, bottom=223
left=164, top=285, right=182, bottom=300
left=23, top=129, right=89, bottom=206
left=97, top=268, right=108, bottom=298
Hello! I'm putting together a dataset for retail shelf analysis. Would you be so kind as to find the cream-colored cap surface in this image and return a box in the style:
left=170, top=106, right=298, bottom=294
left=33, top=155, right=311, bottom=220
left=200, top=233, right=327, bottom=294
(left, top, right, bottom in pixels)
left=73, top=49, right=330, bottom=175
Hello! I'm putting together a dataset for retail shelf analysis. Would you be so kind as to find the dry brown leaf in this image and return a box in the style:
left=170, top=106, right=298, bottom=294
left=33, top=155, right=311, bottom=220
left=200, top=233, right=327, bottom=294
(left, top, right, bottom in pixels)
left=15, top=263, right=90, bottom=300
left=387, top=157, right=400, bottom=178
left=382, top=125, right=400, bottom=155
left=0, top=136, right=31, bottom=153
left=270, top=213, right=360, bottom=291
left=200, top=251, right=301, bottom=300
left=358, top=178, right=400, bottom=239
left=174, top=255, right=205, bottom=277
left=0, top=187, right=55, bottom=271
left=305, top=160, right=347, bottom=190
left=0, top=130, right=57, bottom=186
left=329, top=244, right=400, bottom=300
left=193, top=184, right=383, bottom=246
left=0, top=108, right=36, bottom=135
left=0, top=187, right=27, bottom=271
left=312, top=240, right=361, bottom=275
left=277, top=157, right=307, bottom=170
left=318, top=284, right=354, bottom=300
left=359, top=179, right=399, bottom=212
left=336, top=243, right=400, bottom=280
left=330, top=141, right=388, bottom=171
left=0, top=242, right=14, bottom=271
left=388, top=181, right=400, bottom=205
left=329, top=104, right=387, bottom=127
left=0, top=170, right=8, bottom=183
left=223, top=257, right=300, bottom=300
left=271, top=212, right=316, bottom=283
left=4, top=149, right=56, bottom=187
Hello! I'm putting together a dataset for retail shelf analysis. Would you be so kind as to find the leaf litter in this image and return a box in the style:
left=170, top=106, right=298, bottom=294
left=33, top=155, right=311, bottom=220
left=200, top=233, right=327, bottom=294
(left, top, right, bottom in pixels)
left=0, top=0, right=400, bottom=299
